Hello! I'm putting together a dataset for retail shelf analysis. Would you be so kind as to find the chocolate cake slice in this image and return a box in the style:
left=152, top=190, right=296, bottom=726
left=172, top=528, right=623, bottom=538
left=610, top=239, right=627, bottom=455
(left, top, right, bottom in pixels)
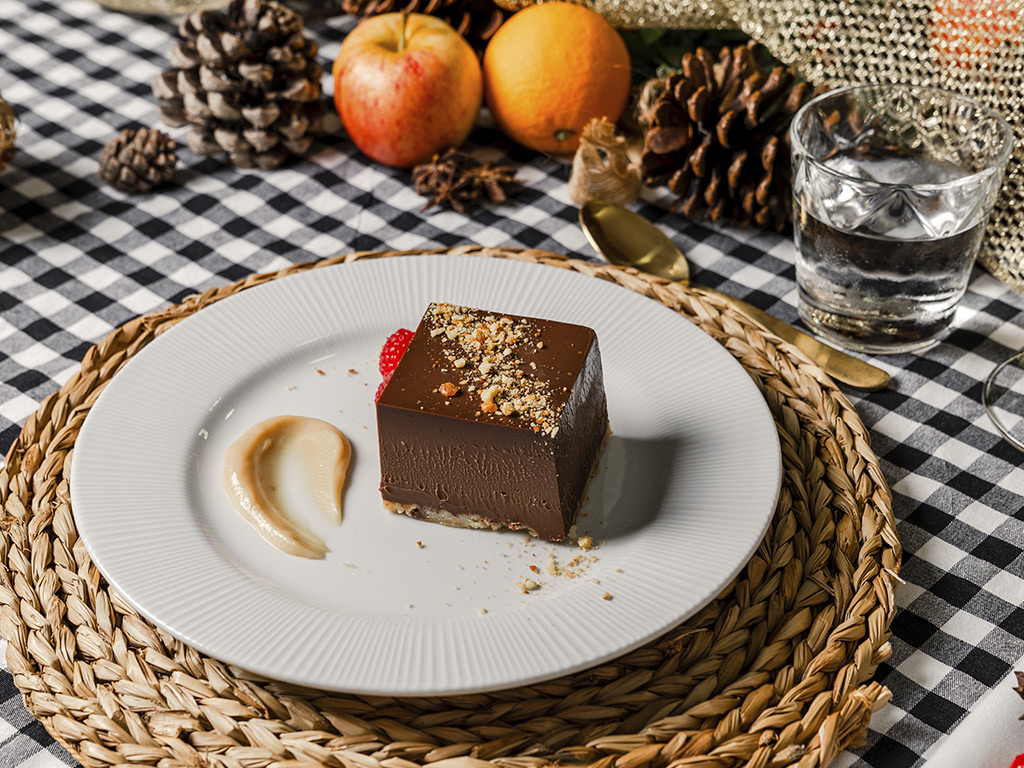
left=376, top=302, right=608, bottom=541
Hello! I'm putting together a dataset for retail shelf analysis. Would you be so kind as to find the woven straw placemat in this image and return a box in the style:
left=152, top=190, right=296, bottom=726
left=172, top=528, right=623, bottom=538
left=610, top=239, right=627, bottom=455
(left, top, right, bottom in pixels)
left=0, top=247, right=900, bottom=768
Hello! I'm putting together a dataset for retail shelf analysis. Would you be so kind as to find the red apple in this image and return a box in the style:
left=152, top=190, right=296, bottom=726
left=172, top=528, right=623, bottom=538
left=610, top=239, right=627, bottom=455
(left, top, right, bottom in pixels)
left=332, top=13, right=483, bottom=169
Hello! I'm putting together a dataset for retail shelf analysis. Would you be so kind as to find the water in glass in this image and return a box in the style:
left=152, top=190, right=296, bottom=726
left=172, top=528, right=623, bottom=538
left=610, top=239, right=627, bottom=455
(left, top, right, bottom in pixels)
left=794, top=145, right=984, bottom=352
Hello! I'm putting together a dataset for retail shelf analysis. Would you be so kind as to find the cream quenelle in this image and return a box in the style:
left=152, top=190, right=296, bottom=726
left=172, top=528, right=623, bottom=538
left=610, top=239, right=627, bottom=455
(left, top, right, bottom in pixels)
left=222, top=415, right=351, bottom=559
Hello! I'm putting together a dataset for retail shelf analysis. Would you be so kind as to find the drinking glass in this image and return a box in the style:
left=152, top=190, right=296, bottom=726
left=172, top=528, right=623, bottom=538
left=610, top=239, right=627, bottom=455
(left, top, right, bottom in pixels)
left=984, top=353, right=1024, bottom=453
left=789, top=84, right=1012, bottom=354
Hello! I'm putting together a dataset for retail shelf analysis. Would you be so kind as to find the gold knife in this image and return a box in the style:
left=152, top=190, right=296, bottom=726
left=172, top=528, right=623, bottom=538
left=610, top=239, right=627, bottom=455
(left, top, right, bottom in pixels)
left=689, top=286, right=891, bottom=391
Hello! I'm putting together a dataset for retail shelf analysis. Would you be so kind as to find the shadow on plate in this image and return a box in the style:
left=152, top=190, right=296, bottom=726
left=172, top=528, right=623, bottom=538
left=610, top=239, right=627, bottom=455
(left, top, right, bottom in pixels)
left=575, top=433, right=681, bottom=542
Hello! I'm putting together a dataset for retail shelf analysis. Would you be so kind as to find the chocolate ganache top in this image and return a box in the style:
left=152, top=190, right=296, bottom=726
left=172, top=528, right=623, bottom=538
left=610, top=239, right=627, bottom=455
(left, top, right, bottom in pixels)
left=378, top=303, right=596, bottom=432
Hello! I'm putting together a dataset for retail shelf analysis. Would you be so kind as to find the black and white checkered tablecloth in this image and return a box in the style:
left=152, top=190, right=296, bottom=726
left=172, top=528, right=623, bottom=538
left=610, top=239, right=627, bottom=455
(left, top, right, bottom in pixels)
left=2, top=0, right=1024, bottom=766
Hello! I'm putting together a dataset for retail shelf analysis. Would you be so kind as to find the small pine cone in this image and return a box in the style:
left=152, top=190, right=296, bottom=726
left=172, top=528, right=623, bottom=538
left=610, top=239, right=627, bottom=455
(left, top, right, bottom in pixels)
left=0, top=93, right=15, bottom=173
left=99, top=128, right=178, bottom=193
left=152, top=0, right=324, bottom=170
left=639, top=42, right=822, bottom=232
left=339, top=0, right=506, bottom=51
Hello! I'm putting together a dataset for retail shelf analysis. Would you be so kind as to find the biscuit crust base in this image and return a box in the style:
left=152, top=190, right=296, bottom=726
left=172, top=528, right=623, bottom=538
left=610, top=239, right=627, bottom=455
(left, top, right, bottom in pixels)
left=383, top=500, right=542, bottom=539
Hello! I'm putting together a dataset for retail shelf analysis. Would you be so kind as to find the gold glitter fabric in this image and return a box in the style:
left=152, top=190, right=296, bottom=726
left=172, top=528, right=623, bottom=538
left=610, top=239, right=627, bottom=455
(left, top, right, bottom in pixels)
left=591, top=0, right=735, bottom=29
left=496, top=0, right=1024, bottom=291
left=495, top=0, right=738, bottom=28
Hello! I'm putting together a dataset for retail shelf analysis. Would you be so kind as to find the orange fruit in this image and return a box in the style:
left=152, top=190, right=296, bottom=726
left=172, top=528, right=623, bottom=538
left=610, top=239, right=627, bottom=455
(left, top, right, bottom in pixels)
left=482, top=2, right=631, bottom=155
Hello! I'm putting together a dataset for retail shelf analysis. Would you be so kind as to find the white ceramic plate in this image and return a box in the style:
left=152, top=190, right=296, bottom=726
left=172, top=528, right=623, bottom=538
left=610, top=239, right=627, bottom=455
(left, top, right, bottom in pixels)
left=71, top=255, right=781, bottom=696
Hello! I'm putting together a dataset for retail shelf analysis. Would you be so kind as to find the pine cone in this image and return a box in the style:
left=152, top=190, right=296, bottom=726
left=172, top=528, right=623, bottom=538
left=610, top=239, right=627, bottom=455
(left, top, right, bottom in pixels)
left=152, top=0, right=324, bottom=170
left=639, top=42, right=821, bottom=232
left=339, top=0, right=506, bottom=50
left=99, top=128, right=178, bottom=193
left=0, top=92, right=15, bottom=173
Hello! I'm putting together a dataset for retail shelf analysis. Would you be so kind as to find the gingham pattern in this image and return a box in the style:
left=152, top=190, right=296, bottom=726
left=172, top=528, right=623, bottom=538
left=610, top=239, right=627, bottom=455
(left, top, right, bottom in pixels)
left=1, top=0, right=1023, bottom=766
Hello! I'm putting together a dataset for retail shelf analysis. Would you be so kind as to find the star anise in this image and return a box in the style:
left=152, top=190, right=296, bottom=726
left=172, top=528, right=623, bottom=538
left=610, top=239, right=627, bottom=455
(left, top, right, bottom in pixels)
left=412, top=149, right=520, bottom=213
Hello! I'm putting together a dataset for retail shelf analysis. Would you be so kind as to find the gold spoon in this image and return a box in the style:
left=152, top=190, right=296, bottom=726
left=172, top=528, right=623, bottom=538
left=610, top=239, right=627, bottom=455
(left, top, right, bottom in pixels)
left=579, top=200, right=891, bottom=392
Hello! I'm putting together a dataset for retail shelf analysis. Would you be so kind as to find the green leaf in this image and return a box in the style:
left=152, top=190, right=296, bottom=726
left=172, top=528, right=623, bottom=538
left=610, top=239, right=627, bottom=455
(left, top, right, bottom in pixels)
left=618, top=28, right=784, bottom=84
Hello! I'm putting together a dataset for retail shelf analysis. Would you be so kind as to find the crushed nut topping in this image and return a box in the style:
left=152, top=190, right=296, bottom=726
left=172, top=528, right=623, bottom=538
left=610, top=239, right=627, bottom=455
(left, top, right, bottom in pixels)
left=518, top=578, right=541, bottom=593
left=426, top=303, right=561, bottom=435
left=439, top=381, right=459, bottom=397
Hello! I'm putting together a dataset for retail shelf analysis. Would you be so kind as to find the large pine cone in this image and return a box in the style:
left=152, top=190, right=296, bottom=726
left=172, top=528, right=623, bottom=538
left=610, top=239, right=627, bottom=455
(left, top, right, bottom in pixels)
left=339, top=0, right=506, bottom=51
left=639, top=43, right=821, bottom=232
left=152, top=0, right=324, bottom=170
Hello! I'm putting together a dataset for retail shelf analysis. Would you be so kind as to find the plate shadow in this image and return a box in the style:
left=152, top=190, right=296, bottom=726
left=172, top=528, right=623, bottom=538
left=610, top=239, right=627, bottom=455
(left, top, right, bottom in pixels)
left=575, top=433, right=683, bottom=542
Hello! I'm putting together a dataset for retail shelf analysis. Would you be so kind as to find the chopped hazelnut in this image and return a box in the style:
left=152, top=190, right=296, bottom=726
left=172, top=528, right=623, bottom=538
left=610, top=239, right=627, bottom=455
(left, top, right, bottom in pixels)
left=518, top=578, right=540, bottom=593
left=425, top=303, right=564, bottom=436
left=439, top=382, right=459, bottom=397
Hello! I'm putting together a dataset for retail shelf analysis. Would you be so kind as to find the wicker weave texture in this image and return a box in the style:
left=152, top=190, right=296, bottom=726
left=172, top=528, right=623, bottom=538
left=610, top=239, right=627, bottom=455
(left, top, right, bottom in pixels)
left=0, top=248, right=900, bottom=768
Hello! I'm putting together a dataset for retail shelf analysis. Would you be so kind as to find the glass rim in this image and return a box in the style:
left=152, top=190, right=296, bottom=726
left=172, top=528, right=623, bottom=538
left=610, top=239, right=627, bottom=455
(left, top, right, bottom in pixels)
left=789, top=83, right=1015, bottom=192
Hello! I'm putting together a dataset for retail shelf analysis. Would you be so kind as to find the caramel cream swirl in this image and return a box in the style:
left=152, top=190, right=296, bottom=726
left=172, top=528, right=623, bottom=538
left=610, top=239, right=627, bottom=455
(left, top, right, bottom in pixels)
left=223, top=415, right=351, bottom=559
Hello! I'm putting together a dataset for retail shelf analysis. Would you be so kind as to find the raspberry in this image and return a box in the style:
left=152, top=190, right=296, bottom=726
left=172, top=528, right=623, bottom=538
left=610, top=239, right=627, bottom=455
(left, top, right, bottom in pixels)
left=376, top=328, right=414, bottom=401
left=379, top=328, right=414, bottom=377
